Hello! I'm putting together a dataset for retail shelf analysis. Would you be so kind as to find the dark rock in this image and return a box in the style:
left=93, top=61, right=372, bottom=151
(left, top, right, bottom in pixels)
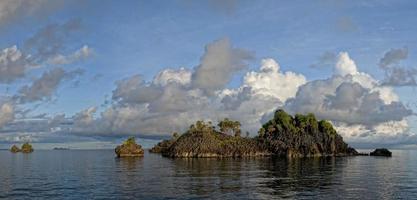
left=21, top=143, right=34, bottom=153
left=149, top=132, right=180, bottom=154
left=355, top=152, right=369, bottom=156
left=370, top=148, right=392, bottom=157
left=53, top=147, right=70, bottom=150
left=115, top=137, right=144, bottom=157
left=149, top=139, right=175, bottom=154
left=10, top=145, right=20, bottom=153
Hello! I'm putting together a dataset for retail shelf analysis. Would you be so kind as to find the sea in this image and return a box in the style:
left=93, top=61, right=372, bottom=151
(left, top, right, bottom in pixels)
left=0, top=149, right=416, bottom=199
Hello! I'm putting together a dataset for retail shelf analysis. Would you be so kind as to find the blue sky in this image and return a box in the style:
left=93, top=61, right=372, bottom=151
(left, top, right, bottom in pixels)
left=0, top=0, right=416, bottom=149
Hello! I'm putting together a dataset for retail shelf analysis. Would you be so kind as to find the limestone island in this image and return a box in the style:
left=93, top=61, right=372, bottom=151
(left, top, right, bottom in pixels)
left=151, top=109, right=358, bottom=158
left=10, top=145, right=20, bottom=153
left=115, top=137, right=144, bottom=157
left=21, top=143, right=34, bottom=153
left=10, top=143, right=34, bottom=153
left=370, top=148, right=392, bottom=157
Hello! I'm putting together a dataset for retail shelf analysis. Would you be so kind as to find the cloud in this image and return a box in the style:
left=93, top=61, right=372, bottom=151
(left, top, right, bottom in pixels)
left=379, top=47, right=408, bottom=69
left=1, top=36, right=414, bottom=147
left=47, top=45, right=93, bottom=65
left=0, top=102, right=14, bottom=128
left=0, top=20, right=90, bottom=84
left=191, top=38, right=254, bottom=94
left=378, top=47, right=417, bottom=86
left=0, top=0, right=65, bottom=28
left=153, top=67, right=192, bottom=86
left=71, top=50, right=306, bottom=138
left=17, top=67, right=84, bottom=103
left=67, top=48, right=413, bottom=146
left=310, top=51, right=337, bottom=68
left=112, top=75, right=163, bottom=105
left=242, top=58, right=306, bottom=103
left=24, top=19, right=82, bottom=63
left=0, top=45, right=32, bottom=83
left=334, top=52, right=358, bottom=76
left=285, top=52, right=413, bottom=144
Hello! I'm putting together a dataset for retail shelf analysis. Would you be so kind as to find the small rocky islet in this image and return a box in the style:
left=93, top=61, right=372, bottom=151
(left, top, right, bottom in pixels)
left=148, top=109, right=391, bottom=158
left=9, top=143, right=34, bottom=153
left=115, top=137, right=144, bottom=157
left=370, top=148, right=392, bottom=157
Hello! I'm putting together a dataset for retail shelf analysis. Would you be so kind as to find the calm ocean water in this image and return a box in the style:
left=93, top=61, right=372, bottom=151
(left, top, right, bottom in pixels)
left=0, top=149, right=416, bottom=199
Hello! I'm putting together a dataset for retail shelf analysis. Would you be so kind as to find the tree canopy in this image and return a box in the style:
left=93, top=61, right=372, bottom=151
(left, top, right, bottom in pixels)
left=217, top=118, right=241, bottom=137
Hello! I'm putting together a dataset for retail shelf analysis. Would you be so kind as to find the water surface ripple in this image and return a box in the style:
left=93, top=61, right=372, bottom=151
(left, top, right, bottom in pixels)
left=0, top=150, right=416, bottom=199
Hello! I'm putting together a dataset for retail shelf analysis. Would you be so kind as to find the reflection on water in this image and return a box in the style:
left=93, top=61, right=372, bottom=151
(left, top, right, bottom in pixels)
left=0, top=150, right=416, bottom=199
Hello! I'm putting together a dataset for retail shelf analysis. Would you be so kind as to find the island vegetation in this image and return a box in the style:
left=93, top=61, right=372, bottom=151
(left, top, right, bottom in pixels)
left=115, top=137, right=144, bottom=157
left=10, top=143, right=34, bottom=153
left=10, top=145, right=20, bottom=153
left=151, top=109, right=358, bottom=158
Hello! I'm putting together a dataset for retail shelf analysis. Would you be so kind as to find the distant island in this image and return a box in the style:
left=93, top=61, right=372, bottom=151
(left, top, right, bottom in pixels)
left=53, top=147, right=70, bottom=150
left=115, top=137, right=144, bottom=157
left=151, top=109, right=358, bottom=158
left=10, top=142, right=34, bottom=153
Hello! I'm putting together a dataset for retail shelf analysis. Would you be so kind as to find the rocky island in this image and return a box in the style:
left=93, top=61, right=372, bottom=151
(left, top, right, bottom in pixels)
left=152, top=109, right=358, bottom=158
left=149, top=132, right=179, bottom=154
left=10, top=145, right=20, bottom=153
left=21, top=143, right=34, bottom=153
left=115, top=137, right=144, bottom=157
left=370, top=148, right=392, bottom=157
left=10, top=143, right=34, bottom=153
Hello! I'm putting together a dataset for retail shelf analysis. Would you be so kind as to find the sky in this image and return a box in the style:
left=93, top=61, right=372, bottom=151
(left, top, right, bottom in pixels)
left=0, top=0, right=417, bottom=149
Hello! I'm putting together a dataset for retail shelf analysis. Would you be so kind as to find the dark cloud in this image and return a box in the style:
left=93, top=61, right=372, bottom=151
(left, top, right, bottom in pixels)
left=310, top=51, right=337, bottom=68
left=379, top=47, right=408, bottom=69
left=382, top=67, right=417, bottom=86
left=191, top=38, right=254, bottom=95
left=378, top=48, right=417, bottom=86
left=0, top=0, right=66, bottom=28
left=24, top=19, right=82, bottom=63
left=17, top=67, right=84, bottom=103
left=112, top=75, right=163, bottom=105
left=285, top=76, right=413, bottom=126
left=0, top=19, right=90, bottom=84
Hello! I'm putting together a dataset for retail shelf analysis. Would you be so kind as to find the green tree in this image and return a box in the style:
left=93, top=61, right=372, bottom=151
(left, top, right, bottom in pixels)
left=318, top=120, right=337, bottom=136
left=258, top=127, right=266, bottom=137
left=124, top=137, right=136, bottom=145
left=172, top=132, right=180, bottom=139
left=217, top=118, right=241, bottom=137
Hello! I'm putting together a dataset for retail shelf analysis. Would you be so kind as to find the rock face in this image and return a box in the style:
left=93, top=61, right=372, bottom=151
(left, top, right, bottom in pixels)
left=149, top=138, right=176, bottom=154
left=20, top=143, right=34, bottom=153
left=10, top=145, right=20, bottom=153
left=115, top=137, right=144, bottom=157
left=162, top=121, right=269, bottom=158
left=156, top=110, right=358, bottom=158
left=258, top=110, right=357, bottom=157
left=163, top=121, right=269, bottom=158
left=370, top=148, right=392, bottom=157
